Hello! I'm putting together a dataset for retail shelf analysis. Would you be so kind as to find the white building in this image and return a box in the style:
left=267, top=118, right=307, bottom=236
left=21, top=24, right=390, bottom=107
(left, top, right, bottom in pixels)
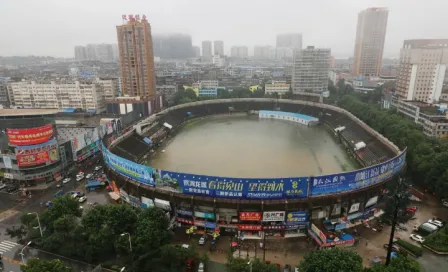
left=200, top=80, right=219, bottom=90
left=97, top=78, right=120, bottom=101
left=214, top=41, right=224, bottom=56
left=265, top=82, right=290, bottom=95
left=275, top=47, right=294, bottom=60
left=292, top=46, right=331, bottom=93
left=10, top=80, right=105, bottom=113
left=213, top=55, right=226, bottom=67
left=396, top=39, right=448, bottom=104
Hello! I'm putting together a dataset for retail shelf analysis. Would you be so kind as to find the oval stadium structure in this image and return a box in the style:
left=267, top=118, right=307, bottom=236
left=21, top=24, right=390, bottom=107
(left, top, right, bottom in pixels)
left=102, top=98, right=406, bottom=242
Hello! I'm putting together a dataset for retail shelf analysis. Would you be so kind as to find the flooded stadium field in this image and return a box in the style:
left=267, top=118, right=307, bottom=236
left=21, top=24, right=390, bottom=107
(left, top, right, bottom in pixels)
left=148, top=115, right=357, bottom=178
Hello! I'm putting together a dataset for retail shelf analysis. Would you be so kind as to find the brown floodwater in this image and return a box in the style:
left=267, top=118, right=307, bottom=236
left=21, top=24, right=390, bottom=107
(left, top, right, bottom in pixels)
left=147, top=115, right=356, bottom=178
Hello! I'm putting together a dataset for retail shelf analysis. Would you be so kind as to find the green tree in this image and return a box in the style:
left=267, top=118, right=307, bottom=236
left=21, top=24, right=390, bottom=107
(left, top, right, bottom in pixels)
left=297, top=248, right=363, bottom=272
left=5, top=225, right=27, bottom=243
left=367, top=255, right=421, bottom=272
left=282, top=90, right=293, bottom=99
left=21, top=259, right=72, bottom=272
left=173, top=88, right=197, bottom=105
left=231, top=88, right=252, bottom=98
left=381, top=178, right=411, bottom=224
left=218, top=89, right=232, bottom=99
left=40, top=196, right=82, bottom=232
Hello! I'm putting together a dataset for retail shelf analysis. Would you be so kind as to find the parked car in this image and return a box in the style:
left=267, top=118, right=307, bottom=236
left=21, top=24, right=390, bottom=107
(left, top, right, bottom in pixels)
left=86, top=173, right=93, bottom=179
left=76, top=176, right=85, bottom=182
left=428, top=219, right=444, bottom=228
left=56, top=183, right=63, bottom=188
left=78, top=196, right=87, bottom=203
left=199, top=236, right=206, bottom=245
left=94, top=165, right=102, bottom=171
left=0, top=184, right=6, bottom=190
left=6, top=187, right=17, bottom=193
left=62, top=178, right=71, bottom=184
left=410, top=234, right=425, bottom=243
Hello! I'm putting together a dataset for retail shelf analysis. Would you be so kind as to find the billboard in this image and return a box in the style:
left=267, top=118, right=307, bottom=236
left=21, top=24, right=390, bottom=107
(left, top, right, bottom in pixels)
left=7, top=124, right=54, bottom=146
left=239, top=212, right=262, bottom=221
left=310, top=150, right=406, bottom=196
left=102, top=143, right=155, bottom=186
left=285, top=211, right=308, bottom=225
left=141, top=196, right=154, bottom=208
left=156, top=170, right=309, bottom=200
left=16, top=139, right=59, bottom=167
left=71, top=127, right=100, bottom=152
left=262, top=211, right=286, bottom=222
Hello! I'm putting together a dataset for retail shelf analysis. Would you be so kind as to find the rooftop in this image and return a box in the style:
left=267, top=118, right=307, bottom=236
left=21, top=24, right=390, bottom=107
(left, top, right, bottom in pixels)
left=0, top=108, right=60, bottom=117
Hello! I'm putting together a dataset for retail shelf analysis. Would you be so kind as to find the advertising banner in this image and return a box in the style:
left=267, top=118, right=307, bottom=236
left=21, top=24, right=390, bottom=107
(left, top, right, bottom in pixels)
left=285, top=211, right=308, bottom=225
left=239, top=212, right=262, bottom=221
left=72, top=127, right=100, bottom=153
left=205, top=222, right=217, bottom=229
left=157, top=170, right=308, bottom=200
left=177, top=209, right=193, bottom=216
left=335, top=223, right=348, bottom=230
left=16, top=139, right=59, bottom=167
left=177, top=218, right=194, bottom=225
left=7, top=124, right=54, bottom=146
left=238, top=225, right=262, bottom=231
left=311, top=223, right=327, bottom=243
left=4, top=173, right=13, bottom=179
left=119, top=188, right=130, bottom=204
left=128, top=195, right=141, bottom=208
left=348, top=203, right=360, bottom=213
left=365, top=196, right=378, bottom=208
left=262, top=211, right=286, bottom=222
left=310, top=150, right=406, bottom=196
left=347, top=212, right=363, bottom=221
left=141, top=196, right=154, bottom=208
left=2, top=156, right=12, bottom=169
left=102, top=143, right=155, bottom=186
left=194, top=211, right=215, bottom=220
left=263, top=225, right=285, bottom=230
left=154, top=198, right=171, bottom=211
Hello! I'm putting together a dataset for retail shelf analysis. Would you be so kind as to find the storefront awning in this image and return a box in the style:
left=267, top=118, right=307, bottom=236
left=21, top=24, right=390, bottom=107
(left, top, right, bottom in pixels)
left=108, top=192, right=120, bottom=200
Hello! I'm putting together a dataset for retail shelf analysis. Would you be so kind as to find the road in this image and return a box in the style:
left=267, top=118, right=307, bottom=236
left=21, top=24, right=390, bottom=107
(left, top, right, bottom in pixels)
left=0, top=154, right=110, bottom=271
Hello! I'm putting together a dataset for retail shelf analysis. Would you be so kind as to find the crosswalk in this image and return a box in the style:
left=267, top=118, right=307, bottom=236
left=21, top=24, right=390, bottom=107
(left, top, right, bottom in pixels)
left=0, top=240, right=20, bottom=254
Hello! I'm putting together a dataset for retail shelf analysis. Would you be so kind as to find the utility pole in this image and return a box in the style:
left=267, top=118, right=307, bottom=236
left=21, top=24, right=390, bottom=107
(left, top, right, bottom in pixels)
left=262, top=226, right=266, bottom=261
left=386, top=177, right=406, bottom=266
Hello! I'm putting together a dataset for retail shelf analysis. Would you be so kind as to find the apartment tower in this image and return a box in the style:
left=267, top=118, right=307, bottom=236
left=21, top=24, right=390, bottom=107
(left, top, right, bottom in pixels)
left=396, top=39, right=448, bottom=103
left=352, top=8, right=388, bottom=77
left=292, top=46, right=331, bottom=93
left=202, top=41, right=212, bottom=57
left=116, top=15, right=157, bottom=97
left=214, top=41, right=224, bottom=56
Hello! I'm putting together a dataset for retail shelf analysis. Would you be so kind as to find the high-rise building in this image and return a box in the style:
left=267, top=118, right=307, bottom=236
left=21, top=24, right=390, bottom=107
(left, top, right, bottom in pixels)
left=193, top=46, right=201, bottom=58
left=116, top=15, right=157, bottom=97
left=254, top=46, right=273, bottom=59
left=292, top=46, right=330, bottom=93
left=276, top=34, right=302, bottom=48
left=396, top=39, right=448, bottom=103
left=96, top=44, right=114, bottom=62
left=214, top=41, right=224, bottom=56
left=230, top=46, right=248, bottom=58
left=9, top=80, right=105, bottom=112
left=202, top=41, right=212, bottom=57
left=74, top=46, right=87, bottom=61
left=152, top=34, right=194, bottom=59
left=352, top=7, right=389, bottom=77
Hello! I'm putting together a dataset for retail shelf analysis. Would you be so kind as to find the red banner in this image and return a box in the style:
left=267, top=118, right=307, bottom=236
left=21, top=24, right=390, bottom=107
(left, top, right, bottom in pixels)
left=239, top=212, right=262, bottom=221
left=177, top=218, right=194, bottom=225
left=16, top=148, right=58, bottom=167
left=7, top=124, right=54, bottom=146
left=238, top=224, right=262, bottom=231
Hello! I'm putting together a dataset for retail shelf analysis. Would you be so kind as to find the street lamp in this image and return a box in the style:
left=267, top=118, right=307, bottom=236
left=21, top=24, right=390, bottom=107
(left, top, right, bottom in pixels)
left=120, top=267, right=126, bottom=272
left=19, top=241, right=32, bottom=264
left=121, top=232, right=132, bottom=252
left=27, top=212, right=42, bottom=237
left=247, top=261, right=252, bottom=272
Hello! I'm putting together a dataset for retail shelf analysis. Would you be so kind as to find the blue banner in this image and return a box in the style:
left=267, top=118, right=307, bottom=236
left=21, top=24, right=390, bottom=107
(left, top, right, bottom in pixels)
left=177, top=209, right=193, bottom=216
left=102, top=142, right=155, bottom=186
left=285, top=211, right=308, bottom=225
left=156, top=170, right=309, bottom=200
left=310, top=150, right=406, bottom=196
left=205, top=221, right=217, bottom=229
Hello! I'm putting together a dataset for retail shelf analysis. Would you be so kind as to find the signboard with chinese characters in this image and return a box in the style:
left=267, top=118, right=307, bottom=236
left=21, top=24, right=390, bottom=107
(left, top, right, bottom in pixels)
left=310, top=150, right=406, bottom=196
left=177, top=209, right=193, bottom=216
left=239, top=212, right=262, bottom=221
left=285, top=211, right=308, bottom=225
left=158, top=170, right=308, bottom=200
left=311, top=223, right=327, bottom=243
left=238, top=224, right=262, bottom=231
left=16, top=139, right=59, bottom=167
left=262, top=211, right=286, bottom=222
left=194, top=211, right=215, bottom=220
left=7, top=124, right=54, bottom=146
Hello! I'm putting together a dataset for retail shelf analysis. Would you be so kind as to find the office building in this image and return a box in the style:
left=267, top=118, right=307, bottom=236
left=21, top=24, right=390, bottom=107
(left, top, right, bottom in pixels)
left=74, top=44, right=116, bottom=62
left=200, top=80, right=219, bottom=90
left=74, top=46, right=87, bottom=61
left=292, top=46, right=331, bottom=93
left=230, top=46, right=248, bottom=58
left=97, top=78, right=120, bottom=101
left=116, top=16, right=157, bottom=97
left=202, top=41, right=212, bottom=57
left=193, top=46, right=201, bottom=58
left=265, top=82, right=290, bottom=95
left=214, top=41, right=224, bottom=56
left=276, top=47, right=294, bottom=60
left=9, top=80, right=105, bottom=113
left=352, top=7, right=389, bottom=77
left=153, top=34, right=194, bottom=59
left=276, top=34, right=302, bottom=48
left=395, top=39, right=448, bottom=103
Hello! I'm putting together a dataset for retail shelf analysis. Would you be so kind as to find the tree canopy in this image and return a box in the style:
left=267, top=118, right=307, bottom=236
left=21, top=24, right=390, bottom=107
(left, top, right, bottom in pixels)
left=297, top=248, right=364, bottom=272
left=21, top=259, right=72, bottom=272
left=367, top=255, right=422, bottom=272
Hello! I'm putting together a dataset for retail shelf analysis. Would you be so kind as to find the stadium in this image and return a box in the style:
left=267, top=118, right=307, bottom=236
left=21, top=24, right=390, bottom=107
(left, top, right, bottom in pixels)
left=103, top=98, right=406, bottom=243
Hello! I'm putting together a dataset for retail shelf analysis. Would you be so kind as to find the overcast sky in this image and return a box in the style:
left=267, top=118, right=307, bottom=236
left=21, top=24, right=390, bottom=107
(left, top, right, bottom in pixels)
left=1, top=0, right=446, bottom=58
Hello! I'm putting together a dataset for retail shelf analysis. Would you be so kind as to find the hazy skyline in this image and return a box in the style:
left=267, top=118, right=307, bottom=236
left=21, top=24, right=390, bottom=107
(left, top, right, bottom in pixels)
left=1, top=0, right=446, bottom=58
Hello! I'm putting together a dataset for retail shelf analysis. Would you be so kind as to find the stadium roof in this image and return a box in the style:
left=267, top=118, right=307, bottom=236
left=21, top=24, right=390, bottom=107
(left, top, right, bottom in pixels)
left=0, top=108, right=61, bottom=117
